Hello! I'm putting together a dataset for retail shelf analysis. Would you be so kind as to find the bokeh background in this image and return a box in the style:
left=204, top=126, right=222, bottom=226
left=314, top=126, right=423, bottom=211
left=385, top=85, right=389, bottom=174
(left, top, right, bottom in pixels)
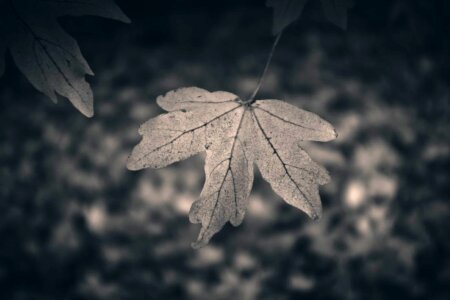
left=0, top=0, right=449, bottom=299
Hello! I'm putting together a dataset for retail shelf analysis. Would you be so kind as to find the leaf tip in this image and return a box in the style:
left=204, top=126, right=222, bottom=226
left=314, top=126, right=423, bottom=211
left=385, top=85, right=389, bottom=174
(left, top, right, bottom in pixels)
left=308, top=205, right=323, bottom=221
left=110, top=2, right=131, bottom=23
left=84, top=110, right=94, bottom=118
left=86, top=67, right=95, bottom=77
left=120, top=14, right=132, bottom=24
left=324, top=126, right=338, bottom=141
left=155, top=94, right=166, bottom=110
left=77, top=104, right=94, bottom=118
left=126, top=156, right=140, bottom=171
left=80, top=93, right=94, bottom=117
left=191, top=240, right=208, bottom=249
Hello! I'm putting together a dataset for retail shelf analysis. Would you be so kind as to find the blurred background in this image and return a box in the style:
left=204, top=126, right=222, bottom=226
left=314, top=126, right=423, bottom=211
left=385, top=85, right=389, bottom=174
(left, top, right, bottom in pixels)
left=0, top=0, right=449, bottom=299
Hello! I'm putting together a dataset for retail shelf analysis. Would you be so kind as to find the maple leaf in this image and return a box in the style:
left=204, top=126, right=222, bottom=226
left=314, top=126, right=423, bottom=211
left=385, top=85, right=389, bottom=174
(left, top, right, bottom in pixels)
left=0, top=0, right=130, bottom=117
left=267, top=0, right=353, bottom=34
left=127, top=87, right=337, bottom=248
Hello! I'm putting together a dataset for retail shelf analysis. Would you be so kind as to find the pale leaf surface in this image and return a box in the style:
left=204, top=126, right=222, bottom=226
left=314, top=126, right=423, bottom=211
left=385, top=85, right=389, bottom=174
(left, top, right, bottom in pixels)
left=157, top=87, right=238, bottom=112
left=254, top=100, right=337, bottom=142
left=250, top=107, right=331, bottom=219
left=128, top=87, right=337, bottom=247
left=127, top=102, right=241, bottom=170
left=189, top=108, right=254, bottom=248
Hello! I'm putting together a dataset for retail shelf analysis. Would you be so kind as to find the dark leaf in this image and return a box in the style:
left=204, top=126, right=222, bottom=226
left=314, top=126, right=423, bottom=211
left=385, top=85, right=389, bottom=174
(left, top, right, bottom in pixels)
left=267, top=0, right=352, bottom=34
left=266, top=0, right=309, bottom=35
left=0, top=0, right=130, bottom=117
left=320, top=0, right=352, bottom=29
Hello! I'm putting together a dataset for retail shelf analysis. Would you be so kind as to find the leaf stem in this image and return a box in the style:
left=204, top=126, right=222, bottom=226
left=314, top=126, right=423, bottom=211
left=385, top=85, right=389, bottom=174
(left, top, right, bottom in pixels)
left=246, top=31, right=283, bottom=103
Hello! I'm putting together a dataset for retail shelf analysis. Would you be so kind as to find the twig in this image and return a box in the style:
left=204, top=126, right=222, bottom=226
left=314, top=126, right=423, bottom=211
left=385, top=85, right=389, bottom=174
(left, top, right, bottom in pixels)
left=246, top=31, right=283, bottom=103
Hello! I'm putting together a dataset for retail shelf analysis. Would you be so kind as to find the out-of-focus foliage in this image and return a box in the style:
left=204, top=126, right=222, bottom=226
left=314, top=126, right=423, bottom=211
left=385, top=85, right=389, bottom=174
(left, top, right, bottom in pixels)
left=0, top=0, right=449, bottom=299
left=0, top=0, right=129, bottom=117
left=127, top=87, right=336, bottom=248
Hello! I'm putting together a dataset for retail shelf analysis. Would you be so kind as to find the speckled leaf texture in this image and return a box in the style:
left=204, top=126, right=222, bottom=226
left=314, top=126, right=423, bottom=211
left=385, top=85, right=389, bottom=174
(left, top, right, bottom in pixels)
left=127, top=87, right=337, bottom=248
left=267, top=0, right=352, bottom=34
left=0, top=0, right=130, bottom=117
